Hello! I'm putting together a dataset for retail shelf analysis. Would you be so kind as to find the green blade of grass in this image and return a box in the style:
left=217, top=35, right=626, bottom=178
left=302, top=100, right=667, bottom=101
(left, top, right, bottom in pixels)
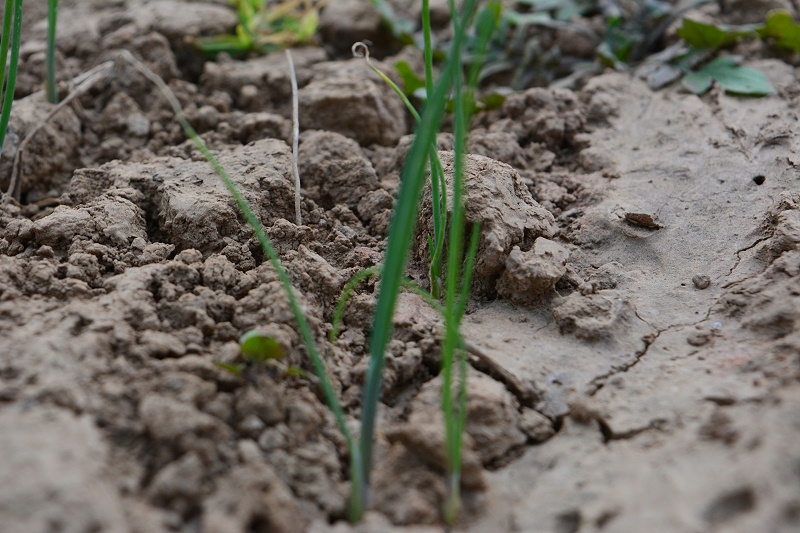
left=441, top=2, right=500, bottom=525
left=0, top=0, right=13, bottom=91
left=428, top=149, right=447, bottom=299
left=352, top=42, right=421, bottom=123
left=0, top=0, right=23, bottom=155
left=46, top=0, right=59, bottom=104
left=329, top=266, right=380, bottom=343
left=424, top=0, right=447, bottom=300
left=440, top=26, right=467, bottom=525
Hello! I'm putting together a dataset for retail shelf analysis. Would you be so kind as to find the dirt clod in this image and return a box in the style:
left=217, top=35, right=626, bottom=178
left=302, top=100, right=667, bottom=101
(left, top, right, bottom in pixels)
left=497, top=238, right=569, bottom=304
left=299, top=60, right=407, bottom=146
left=416, top=152, right=556, bottom=296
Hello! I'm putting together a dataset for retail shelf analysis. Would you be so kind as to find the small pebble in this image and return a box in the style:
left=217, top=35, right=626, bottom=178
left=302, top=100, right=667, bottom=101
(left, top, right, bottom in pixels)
left=692, top=274, right=711, bottom=289
left=687, top=332, right=709, bottom=346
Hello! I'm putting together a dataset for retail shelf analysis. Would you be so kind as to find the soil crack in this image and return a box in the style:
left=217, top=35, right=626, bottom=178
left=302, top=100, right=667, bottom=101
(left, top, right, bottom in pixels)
left=464, top=339, right=541, bottom=407
left=720, top=235, right=772, bottom=289
left=597, top=416, right=668, bottom=443
left=588, top=302, right=717, bottom=395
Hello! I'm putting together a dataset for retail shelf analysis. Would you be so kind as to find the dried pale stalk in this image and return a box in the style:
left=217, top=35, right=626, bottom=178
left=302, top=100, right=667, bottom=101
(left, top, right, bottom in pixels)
left=286, top=49, right=302, bottom=226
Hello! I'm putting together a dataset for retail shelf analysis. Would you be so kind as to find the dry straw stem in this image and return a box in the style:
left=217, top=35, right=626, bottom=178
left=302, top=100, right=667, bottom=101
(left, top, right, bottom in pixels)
left=4, top=60, right=115, bottom=201
left=285, top=48, right=302, bottom=226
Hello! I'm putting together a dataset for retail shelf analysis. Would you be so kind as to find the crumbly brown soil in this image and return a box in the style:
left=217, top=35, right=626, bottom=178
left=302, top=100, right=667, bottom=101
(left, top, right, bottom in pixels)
left=1, top=1, right=799, bottom=532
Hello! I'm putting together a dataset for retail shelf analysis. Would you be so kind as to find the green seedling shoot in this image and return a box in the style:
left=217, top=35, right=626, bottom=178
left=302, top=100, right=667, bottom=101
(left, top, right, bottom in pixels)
left=192, top=0, right=324, bottom=57
left=240, top=330, right=284, bottom=363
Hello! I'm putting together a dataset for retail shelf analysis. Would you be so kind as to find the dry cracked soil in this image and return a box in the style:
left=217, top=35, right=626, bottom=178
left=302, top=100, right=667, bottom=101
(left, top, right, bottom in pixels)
left=0, top=1, right=799, bottom=532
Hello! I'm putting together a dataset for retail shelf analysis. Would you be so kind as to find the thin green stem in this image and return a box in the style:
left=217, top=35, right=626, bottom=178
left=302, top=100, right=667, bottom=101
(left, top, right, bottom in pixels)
left=422, top=0, right=434, bottom=99
left=352, top=42, right=421, bottom=122
left=0, top=0, right=14, bottom=100
left=428, top=148, right=446, bottom=299
left=441, top=2, right=501, bottom=526
left=329, top=266, right=380, bottom=343
left=330, top=267, right=447, bottom=345
left=0, top=0, right=23, bottom=155
left=458, top=223, right=481, bottom=319
left=422, top=0, right=447, bottom=301
left=46, top=0, right=59, bottom=104
left=444, top=222, right=480, bottom=524
left=441, top=48, right=467, bottom=527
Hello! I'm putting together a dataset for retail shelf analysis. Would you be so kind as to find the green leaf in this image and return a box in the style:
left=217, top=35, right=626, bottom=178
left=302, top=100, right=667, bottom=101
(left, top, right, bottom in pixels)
left=478, top=92, right=506, bottom=111
left=394, top=61, right=426, bottom=97
left=677, top=18, right=760, bottom=49
left=759, top=10, right=800, bottom=52
left=193, top=34, right=252, bottom=57
left=684, top=56, right=775, bottom=96
left=213, top=362, right=244, bottom=376
left=682, top=70, right=713, bottom=94
left=296, top=9, right=319, bottom=42
left=597, top=42, right=626, bottom=70
left=239, top=331, right=284, bottom=363
left=283, top=366, right=312, bottom=379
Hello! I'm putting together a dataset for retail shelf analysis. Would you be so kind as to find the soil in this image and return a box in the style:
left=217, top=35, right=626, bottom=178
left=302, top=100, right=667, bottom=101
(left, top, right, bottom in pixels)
left=0, top=1, right=799, bottom=532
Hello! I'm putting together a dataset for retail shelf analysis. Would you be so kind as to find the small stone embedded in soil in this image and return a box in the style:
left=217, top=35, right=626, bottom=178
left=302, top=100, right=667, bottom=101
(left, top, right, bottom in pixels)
left=698, top=409, right=739, bottom=445
left=686, top=330, right=710, bottom=346
left=497, top=238, right=569, bottom=304
left=692, top=274, right=712, bottom=290
left=416, top=152, right=556, bottom=297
